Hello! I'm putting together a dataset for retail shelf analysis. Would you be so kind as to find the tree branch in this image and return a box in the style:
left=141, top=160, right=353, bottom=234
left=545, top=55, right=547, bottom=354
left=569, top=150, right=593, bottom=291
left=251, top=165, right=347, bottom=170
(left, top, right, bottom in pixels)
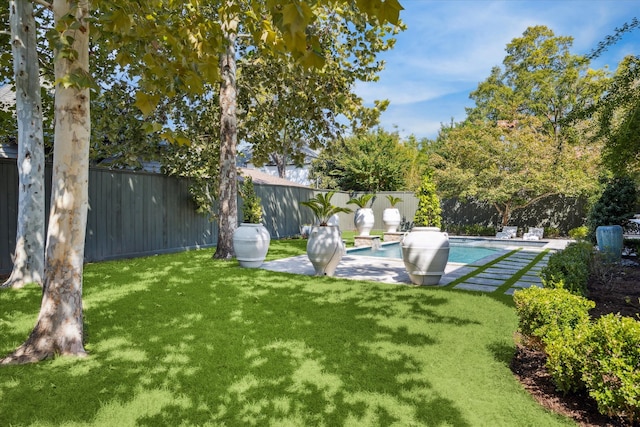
left=34, top=0, right=52, bottom=9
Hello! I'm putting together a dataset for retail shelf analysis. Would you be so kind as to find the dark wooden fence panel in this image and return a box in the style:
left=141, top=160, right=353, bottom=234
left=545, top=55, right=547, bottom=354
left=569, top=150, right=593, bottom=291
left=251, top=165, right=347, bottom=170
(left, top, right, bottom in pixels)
left=1, top=160, right=18, bottom=273
left=1, top=160, right=220, bottom=273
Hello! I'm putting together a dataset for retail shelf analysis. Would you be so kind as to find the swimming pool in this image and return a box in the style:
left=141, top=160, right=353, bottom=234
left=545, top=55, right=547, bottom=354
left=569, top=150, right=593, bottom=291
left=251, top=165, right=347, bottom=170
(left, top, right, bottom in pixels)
left=348, top=241, right=504, bottom=264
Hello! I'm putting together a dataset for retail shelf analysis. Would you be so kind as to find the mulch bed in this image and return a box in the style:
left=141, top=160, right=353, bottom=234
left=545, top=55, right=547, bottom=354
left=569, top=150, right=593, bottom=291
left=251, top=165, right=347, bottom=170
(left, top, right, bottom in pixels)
left=511, top=257, right=640, bottom=426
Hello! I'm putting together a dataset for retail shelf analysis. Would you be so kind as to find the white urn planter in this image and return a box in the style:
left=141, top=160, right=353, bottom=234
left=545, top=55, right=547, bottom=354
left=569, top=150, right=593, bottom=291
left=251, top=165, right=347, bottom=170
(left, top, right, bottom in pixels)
left=354, top=208, right=375, bottom=236
left=401, top=227, right=450, bottom=285
left=307, top=225, right=345, bottom=276
left=233, top=223, right=271, bottom=268
left=382, top=208, right=401, bottom=233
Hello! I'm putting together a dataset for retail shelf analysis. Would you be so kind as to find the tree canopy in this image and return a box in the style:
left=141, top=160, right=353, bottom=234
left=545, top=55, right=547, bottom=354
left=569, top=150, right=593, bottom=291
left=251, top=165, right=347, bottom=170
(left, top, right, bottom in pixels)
left=310, top=129, right=417, bottom=192
left=468, top=25, right=608, bottom=149
left=433, top=25, right=607, bottom=225
left=431, top=117, right=599, bottom=226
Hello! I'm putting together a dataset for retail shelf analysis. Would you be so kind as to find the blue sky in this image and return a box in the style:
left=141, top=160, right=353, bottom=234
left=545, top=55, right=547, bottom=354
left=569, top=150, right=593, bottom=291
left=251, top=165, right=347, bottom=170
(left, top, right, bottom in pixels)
left=356, top=0, right=640, bottom=140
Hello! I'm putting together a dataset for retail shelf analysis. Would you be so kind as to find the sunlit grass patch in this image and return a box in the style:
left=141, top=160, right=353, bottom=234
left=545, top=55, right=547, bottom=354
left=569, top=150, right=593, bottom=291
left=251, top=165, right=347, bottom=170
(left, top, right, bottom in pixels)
left=0, top=240, right=574, bottom=426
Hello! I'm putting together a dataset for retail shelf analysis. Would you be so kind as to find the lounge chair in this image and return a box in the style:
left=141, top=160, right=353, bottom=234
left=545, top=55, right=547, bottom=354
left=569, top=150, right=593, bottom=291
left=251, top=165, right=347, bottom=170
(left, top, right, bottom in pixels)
left=523, top=227, right=544, bottom=240
left=496, top=226, right=517, bottom=239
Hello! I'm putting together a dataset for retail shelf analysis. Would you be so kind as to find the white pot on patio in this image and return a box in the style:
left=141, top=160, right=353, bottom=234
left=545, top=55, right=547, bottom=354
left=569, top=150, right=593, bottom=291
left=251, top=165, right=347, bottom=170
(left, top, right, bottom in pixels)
left=307, top=225, right=345, bottom=276
left=401, top=227, right=450, bottom=285
left=354, top=208, right=375, bottom=236
left=233, top=223, right=271, bottom=268
left=382, top=208, right=401, bottom=233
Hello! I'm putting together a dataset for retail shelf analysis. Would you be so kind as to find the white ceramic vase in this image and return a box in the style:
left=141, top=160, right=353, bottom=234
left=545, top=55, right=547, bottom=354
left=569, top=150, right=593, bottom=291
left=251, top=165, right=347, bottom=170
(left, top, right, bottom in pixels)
left=401, top=227, right=450, bottom=285
left=354, top=208, right=375, bottom=236
left=233, top=223, right=271, bottom=268
left=382, top=208, right=401, bottom=233
left=306, top=225, right=345, bottom=276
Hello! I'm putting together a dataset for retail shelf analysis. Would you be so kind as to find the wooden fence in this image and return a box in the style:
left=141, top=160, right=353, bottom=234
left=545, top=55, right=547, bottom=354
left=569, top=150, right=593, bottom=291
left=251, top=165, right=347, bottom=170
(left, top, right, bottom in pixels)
left=1, top=159, right=587, bottom=273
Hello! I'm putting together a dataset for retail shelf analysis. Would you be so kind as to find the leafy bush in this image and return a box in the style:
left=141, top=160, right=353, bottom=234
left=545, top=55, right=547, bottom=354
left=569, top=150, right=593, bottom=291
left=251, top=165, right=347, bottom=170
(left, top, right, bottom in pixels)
left=240, top=176, right=263, bottom=223
left=568, top=226, right=589, bottom=240
left=581, top=314, right=640, bottom=422
left=540, top=241, right=594, bottom=296
left=513, top=287, right=594, bottom=346
left=587, top=175, right=638, bottom=241
left=414, top=174, right=442, bottom=228
left=545, top=323, right=590, bottom=393
left=543, top=227, right=560, bottom=238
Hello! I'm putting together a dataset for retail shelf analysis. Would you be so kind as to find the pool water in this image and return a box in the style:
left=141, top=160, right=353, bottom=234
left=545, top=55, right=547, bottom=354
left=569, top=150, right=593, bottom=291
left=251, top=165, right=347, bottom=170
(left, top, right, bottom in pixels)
left=348, top=241, right=501, bottom=264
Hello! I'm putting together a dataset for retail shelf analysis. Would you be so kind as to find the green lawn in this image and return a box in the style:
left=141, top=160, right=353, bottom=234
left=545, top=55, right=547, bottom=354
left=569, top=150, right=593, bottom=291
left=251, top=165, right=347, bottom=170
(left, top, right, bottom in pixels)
left=0, top=240, right=574, bottom=426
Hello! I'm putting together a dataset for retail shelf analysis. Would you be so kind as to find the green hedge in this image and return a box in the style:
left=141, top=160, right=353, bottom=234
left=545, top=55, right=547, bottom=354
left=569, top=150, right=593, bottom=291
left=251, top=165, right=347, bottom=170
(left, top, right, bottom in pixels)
left=513, top=287, right=593, bottom=345
left=540, top=241, right=594, bottom=296
left=582, top=314, right=640, bottom=421
left=514, top=287, right=640, bottom=423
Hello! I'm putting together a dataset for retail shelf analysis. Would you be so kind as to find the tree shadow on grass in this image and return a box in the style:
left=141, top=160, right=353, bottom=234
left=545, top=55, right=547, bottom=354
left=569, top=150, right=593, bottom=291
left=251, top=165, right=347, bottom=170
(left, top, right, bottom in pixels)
left=0, top=249, right=525, bottom=426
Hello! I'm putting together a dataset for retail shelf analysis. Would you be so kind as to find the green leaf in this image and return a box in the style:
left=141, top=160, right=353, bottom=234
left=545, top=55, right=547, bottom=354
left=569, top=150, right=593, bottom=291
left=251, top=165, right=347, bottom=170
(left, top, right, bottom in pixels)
left=378, top=0, right=404, bottom=25
left=134, top=91, right=160, bottom=116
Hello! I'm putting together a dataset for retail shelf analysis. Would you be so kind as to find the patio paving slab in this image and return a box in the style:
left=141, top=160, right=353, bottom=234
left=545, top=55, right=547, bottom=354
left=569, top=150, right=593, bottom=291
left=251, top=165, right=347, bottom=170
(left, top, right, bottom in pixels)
left=463, top=277, right=505, bottom=287
left=475, top=272, right=514, bottom=280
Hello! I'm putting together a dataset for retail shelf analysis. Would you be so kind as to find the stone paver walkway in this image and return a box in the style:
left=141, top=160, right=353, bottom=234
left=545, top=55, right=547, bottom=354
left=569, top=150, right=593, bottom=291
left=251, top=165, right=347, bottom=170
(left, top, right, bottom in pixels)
left=261, top=239, right=570, bottom=296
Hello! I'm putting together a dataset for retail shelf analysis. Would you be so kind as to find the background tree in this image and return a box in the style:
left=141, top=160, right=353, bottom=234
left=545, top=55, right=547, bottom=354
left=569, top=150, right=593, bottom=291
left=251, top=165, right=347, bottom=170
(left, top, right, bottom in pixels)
left=431, top=117, right=599, bottom=226
left=239, top=7, right=400, bottom=179
left=468, top=25, right=608, bottom=150
left=587, top=175, right=638, bottom=241
left=2, top=0, right=46, bottom=289
left=90, top=80, right=164, bottom=168
left=310, top=129, right=414, bottom=191
left=433, top=25, right=607, bottom=226
left=592, top=55, right=640, bottom=176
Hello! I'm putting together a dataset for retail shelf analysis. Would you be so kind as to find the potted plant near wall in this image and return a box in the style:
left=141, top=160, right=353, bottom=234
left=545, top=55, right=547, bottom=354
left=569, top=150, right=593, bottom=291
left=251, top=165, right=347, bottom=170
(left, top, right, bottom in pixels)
left=382, top=195, right=402, bottom=232
left=347, top=193, right=375, bottom=236
left=401, top=175, right=450, bottom=285
left=233, top=176, right=271, bottom=268
left=300, top=191, right=352, bottom=276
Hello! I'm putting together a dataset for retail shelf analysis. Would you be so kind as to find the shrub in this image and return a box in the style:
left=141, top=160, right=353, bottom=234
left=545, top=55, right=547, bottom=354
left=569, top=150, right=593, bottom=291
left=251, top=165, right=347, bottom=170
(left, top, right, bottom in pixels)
left=240, top=176, right=263, bottom=223
left=587, top=175, right=638, bottom=242
left=513, top=287, right=594, bottom=346
left=581, top=314, right=640, bottom=423
left=568, top=226, right=589, bottom=240
left=545, top=322, right=590, bottom=393
left=540, top=241, right=594, bottom=296
left=414, top=174, right=442, bottom=228
left=543, top=227, right=560, bottom=238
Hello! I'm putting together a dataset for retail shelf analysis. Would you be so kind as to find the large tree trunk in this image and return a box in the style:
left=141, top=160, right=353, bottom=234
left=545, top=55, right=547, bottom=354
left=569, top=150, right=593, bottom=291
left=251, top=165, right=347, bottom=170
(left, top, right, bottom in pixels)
left=213, top=19, right=238, bottom=260
left=2, top=0, right=45, bottom=289
left=2, top=0, right=90, bottom=365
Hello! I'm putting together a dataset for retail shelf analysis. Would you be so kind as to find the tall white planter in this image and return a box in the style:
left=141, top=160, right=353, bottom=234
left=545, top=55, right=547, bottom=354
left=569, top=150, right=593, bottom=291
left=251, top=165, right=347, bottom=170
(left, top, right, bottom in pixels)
left=382, top=208, right=401, bottom=233
left=354, top=208, right=375, bottom=236
left=307, top=225, right=345, bottom=276
left=401, top=227, right=450, bottom=285
left=233, top=223, right=271, bottom=268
